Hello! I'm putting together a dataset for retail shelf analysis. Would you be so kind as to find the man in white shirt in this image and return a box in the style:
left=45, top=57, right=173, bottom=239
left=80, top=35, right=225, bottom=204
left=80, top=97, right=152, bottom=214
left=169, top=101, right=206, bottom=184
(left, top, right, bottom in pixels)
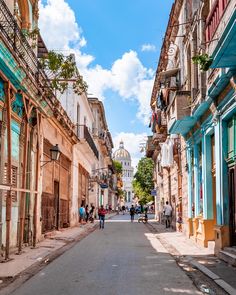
left=163, top=201, right=172, bottom=228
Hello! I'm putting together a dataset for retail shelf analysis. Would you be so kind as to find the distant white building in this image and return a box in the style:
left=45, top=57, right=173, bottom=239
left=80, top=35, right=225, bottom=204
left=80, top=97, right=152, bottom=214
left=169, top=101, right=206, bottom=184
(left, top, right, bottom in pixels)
left=113, top=141, right=134, bottom=208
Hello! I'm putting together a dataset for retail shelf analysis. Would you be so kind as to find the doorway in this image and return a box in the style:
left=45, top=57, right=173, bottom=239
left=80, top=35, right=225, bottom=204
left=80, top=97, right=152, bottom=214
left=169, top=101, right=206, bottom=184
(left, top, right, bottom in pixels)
left=229, top=167, right=236, bottom=246
left=54, top=181, right=60, bottom=230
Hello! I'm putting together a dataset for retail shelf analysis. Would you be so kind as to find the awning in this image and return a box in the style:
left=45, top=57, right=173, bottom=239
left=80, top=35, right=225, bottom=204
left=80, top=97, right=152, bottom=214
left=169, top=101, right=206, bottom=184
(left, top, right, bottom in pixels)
left=159, top=68, right=180, bottom=78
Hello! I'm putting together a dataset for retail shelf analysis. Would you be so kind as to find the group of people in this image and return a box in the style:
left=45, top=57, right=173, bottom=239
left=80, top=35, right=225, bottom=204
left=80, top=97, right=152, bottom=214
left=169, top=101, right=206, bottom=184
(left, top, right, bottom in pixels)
left=78, top=204, right=107, bottom=229
left=79, top=204, right=96, bottom=224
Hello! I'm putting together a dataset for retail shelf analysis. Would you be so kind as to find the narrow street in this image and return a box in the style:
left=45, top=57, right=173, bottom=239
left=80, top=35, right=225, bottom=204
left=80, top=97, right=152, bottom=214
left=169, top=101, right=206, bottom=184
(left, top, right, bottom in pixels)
left=8, top=214, right=201, bottom=295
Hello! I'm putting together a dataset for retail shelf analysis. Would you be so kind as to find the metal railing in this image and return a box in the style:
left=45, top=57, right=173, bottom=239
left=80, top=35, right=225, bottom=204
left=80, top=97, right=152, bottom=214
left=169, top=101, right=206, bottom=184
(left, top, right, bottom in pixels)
left=77, top=125, right=99, bottom=159
left=0, top=0, right=55, bottom=108
left=206, top=0, right=229, bottom=42
left=0, top=0, right=76, bottom=133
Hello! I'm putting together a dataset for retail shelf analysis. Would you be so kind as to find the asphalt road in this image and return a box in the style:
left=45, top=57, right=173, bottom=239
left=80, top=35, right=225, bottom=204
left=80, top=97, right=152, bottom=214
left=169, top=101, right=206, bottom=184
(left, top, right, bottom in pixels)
left=10, top=213, right=202, bottom=295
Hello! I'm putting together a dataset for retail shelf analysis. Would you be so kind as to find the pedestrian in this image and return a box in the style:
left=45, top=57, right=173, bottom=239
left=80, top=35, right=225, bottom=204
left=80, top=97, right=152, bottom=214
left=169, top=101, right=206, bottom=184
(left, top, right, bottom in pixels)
left=144, top=207, right=148, bottom=223
left=85, top=204, right=89, bottom=223
left=163, top=201, right=172, bottom=228
left=89, top=205, right=95, bottom=223
left=177, top=214, right=183, bottom=232
left=98, top=205, right=106, bottom=229
left=130, top=205, right=136, bottom=222
left=79, top=204, right=85, bottom=224
left=122, top=205, right=126, bottom=215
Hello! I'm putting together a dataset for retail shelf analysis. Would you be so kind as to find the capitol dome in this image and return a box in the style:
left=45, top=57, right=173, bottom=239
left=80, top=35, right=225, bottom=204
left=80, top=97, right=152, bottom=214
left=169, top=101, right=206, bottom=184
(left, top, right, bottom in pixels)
left=113, top=140, right=131, bottom=160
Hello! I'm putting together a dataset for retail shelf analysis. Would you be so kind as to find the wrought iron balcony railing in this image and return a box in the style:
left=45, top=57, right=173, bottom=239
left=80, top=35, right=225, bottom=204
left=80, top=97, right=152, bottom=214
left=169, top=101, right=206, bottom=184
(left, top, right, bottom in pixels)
left=0, top=0, right=75, bottom=133
left=146, top=136, right=155, bottom=158
left=77, top=125, right=99, bottom=159
left=0, top=0, right=57, bottom=110
left=206, top=0, right=229, bottom=42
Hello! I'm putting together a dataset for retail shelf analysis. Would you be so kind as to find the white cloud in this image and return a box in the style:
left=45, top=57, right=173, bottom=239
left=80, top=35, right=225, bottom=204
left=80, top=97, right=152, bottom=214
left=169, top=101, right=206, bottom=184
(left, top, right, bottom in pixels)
left=39, top=0, right=154, bottom=125
left=113, top=132, right=148, bottom=170
left=141, top=44, right=156, bottom=52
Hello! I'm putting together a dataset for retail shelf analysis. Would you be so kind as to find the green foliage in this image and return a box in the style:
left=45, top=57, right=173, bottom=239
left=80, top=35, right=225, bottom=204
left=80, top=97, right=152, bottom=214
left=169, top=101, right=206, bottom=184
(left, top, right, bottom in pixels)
left=192, top=54, right=213, bottom=71
left=113, top=160, right=122, bottom=175
left=133, top=157, right=154, bottom=205
left=23, top=27, right=40, bottom=49
left=40, top=51, right=88, bottom=94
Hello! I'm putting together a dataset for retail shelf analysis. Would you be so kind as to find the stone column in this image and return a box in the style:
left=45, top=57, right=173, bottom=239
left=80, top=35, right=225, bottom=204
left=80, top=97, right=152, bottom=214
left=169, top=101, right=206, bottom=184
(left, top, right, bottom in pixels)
left=202, top=133, right=213, bottom=220
left=186, top=144, right=193, bottom=218
left=193, top=144, right=200, bottom=217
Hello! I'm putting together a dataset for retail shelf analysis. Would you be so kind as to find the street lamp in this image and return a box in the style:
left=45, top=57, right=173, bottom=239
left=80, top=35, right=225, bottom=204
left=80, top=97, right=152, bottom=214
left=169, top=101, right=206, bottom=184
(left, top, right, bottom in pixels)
left=41, top=144, right=61, bottom=167
left=50, top=144, right=61, bottom=161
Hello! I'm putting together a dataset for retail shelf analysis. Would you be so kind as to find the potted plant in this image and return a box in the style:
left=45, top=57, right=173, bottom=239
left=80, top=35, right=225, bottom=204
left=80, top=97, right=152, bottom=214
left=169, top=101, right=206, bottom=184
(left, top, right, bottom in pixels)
left=192, top=54, right=213, bottom=71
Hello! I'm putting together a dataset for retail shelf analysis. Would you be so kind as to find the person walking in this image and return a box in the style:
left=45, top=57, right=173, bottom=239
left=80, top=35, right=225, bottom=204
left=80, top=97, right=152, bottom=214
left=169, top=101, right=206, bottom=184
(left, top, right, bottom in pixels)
left=85, top=204, right=89, bottom=223
left=79, top=204, right=85, bottom=224
left=130, top=205, right=136, bottom=222
left=122, top=205, right=126, bottom=215
left=98, top=205, right=106, bottom=229
left=163, top=201, right=172, bottom=228
left=89, top=205, right=95, bottom=223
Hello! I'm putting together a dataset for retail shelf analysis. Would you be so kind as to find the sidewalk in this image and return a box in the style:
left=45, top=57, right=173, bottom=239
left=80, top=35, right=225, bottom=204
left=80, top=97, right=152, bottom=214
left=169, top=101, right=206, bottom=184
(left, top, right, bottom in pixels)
left=0, top=213, right=117, bottom=283
left=148, top=220, right=236, bottom=295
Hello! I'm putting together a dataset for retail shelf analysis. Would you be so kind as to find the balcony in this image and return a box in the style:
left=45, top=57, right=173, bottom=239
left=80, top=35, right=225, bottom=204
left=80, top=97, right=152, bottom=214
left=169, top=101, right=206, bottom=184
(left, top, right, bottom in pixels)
left=0, top=0, right=76, bottom=135
left=152, top=133, right=167, bottom=146
left=0, top=0, right=55, bottom=112
left=207, top=0, right=236, bottom=68
left=206, top=0, right=229, bottom=43
left=77, top=125, right=99, bottom=159
left=166, top=91, right=195, bottom=135
left=146, top=136, right=156, bottom=158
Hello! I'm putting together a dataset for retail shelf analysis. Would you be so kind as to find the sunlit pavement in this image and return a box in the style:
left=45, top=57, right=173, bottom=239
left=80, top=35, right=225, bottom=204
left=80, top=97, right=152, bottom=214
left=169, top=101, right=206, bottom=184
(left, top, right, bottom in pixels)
left=9, top=213, right=202, bottom=295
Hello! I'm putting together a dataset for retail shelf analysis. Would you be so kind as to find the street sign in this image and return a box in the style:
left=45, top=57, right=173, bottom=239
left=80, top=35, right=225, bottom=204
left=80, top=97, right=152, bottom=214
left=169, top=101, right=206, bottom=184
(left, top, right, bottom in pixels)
left=151, top=189, right=157, bottom=196
left=100, top=183, right=108, bottom=189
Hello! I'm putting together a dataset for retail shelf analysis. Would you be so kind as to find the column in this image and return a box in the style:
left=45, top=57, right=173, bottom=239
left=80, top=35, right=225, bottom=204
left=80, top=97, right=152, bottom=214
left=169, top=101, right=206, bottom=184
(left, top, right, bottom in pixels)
left=202, top=133, right=213, bottom=219
left=214, top=120, right=229, bottom=225
left=186, top=144, right=193, bottom=218
left=193, top=144, right=200, bottom=216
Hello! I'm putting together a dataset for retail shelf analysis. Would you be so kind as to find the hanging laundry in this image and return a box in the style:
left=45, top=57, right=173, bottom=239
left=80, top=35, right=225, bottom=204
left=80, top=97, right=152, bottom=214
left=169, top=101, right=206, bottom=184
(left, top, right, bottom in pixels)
left=157, top=90, right=166, bottom=110
left=161, top=143, right=169, bottom=167
left=167, top=139, right=174, bottom=166
left=161, top=88, right=169, bottom=107
left=156, top=108, right=162, bottom=127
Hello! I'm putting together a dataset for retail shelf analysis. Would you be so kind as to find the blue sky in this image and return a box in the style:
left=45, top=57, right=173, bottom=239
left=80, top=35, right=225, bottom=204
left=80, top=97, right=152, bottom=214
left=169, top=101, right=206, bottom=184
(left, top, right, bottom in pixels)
left=39, top=0, right=174, bottom=165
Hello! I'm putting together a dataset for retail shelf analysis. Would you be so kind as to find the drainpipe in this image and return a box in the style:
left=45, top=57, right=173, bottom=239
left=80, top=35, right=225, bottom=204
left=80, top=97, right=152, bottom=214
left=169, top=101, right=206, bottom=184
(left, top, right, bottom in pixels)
left=5, top=81, right=12, bottom=260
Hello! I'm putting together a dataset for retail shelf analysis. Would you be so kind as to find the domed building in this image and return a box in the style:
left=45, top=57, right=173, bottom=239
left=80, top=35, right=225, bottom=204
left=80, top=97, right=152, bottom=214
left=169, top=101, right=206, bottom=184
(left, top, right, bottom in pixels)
left=113, top=140, right=134, bottom=207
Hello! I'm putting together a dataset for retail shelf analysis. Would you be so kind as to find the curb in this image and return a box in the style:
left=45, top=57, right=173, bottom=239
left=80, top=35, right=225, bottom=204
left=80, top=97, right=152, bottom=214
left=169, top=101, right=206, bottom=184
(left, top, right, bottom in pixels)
left=146, top=222, right=236, bottom=295
left=190, top=260, right=236, bottom=295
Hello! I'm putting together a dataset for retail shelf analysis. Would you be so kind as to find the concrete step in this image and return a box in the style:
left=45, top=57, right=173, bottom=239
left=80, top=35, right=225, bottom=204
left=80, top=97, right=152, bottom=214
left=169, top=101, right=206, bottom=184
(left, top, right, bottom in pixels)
left=224, top=247, right=236, bottom=255
left=219, top=249, right=236, bottom=266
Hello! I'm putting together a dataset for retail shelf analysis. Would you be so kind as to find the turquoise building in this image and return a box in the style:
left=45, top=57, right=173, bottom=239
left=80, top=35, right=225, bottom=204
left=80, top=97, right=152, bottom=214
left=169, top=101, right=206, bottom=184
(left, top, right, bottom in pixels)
left=168, top=2, right=236, bottom=253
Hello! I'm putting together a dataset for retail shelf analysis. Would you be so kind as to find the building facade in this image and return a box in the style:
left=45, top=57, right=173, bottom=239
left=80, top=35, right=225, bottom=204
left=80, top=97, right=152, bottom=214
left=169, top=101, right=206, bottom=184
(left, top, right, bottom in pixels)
left=0, top=0, right=115, bottom=260
left=147, top=0, right=236, bottom=261
left=113, top=141, right=134, bottom=207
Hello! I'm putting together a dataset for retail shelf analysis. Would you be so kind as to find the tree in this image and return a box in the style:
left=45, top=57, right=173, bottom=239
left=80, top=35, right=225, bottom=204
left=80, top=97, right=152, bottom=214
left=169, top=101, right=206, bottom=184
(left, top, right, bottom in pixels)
left=40, top=51, right=88, bottom=94
left=113, top=160, right=122, bottom=175
left=113, top=160, right=124, bottom=200
left=133, top=157, right=154, bottom=205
